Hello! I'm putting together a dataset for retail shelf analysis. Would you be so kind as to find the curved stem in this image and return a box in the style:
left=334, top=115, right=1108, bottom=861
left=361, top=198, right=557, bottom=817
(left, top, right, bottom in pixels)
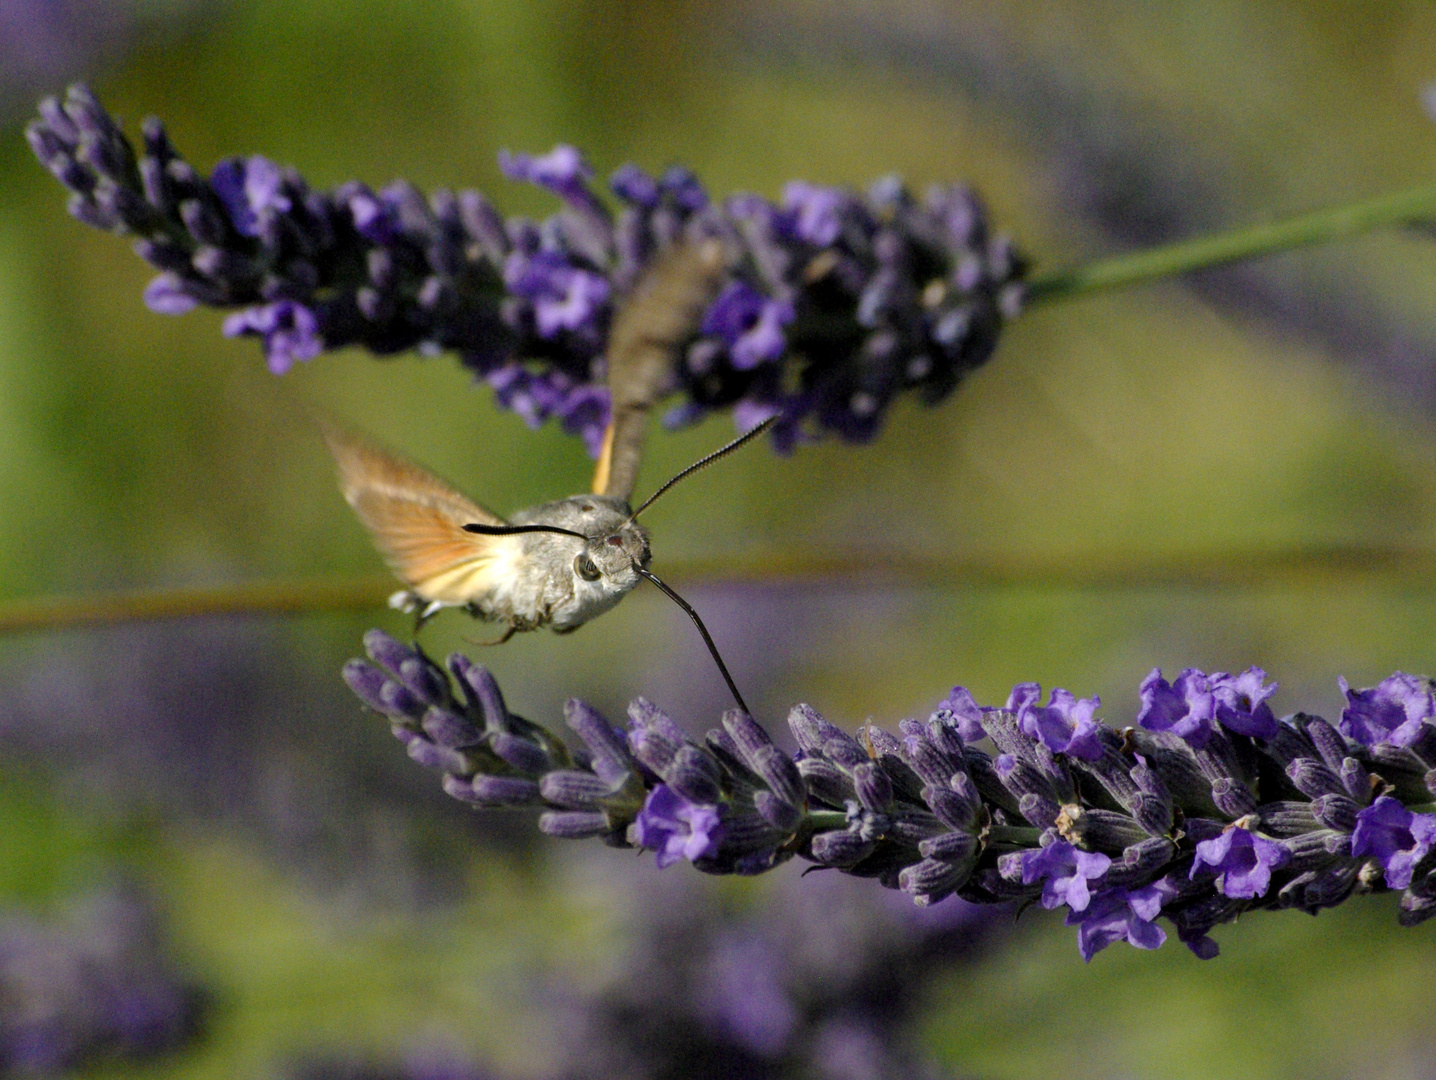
left=1025, top=180, right=1436, bottom=305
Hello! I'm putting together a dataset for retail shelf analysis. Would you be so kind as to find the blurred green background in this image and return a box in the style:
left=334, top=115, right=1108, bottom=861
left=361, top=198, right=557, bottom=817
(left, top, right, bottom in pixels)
left=4, top=1, right=1436, bottom=1077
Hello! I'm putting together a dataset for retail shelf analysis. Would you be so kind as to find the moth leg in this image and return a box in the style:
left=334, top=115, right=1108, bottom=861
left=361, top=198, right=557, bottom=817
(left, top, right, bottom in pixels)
left=463, top=623, right=519, bottom=647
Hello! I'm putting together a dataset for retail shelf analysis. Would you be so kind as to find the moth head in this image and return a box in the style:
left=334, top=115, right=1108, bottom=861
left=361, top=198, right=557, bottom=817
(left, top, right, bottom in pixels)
left=572, top=500, right=650, bottom=588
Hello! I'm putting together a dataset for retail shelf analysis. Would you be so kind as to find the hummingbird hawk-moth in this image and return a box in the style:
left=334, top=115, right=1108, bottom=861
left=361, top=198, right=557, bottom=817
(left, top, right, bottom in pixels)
left=324, top=240, right=769, bottom=710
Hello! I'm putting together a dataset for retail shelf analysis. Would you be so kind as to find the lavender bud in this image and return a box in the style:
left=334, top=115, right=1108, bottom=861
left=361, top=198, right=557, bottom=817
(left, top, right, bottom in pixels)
left=715, top=811, right=789, bottom=858
left=851, top=762, right=892, bottom=813
left=1210, top=777, right=1258, bottom=818
left=364, top=629, right=415, bottom=674
left=722, top=708, right=775, bottom=761
left=1299, top=715, right=1351, bottom=771
left=1017, top=792, right=1061, bottom=828
left=421, top=705, right=482, bottom=749
left=1057, top=806, right=1150, bottom=853
left=918, top=831, right=977, bottom=861
left=134, top=237, right=192, bottom=273
left=1073, top=747, right=1142, bottom=806
left=667, top=746, right=723, bottom=806
left=378, top=680, right=424, bottom=722
left=1281, top=830, right=1353, bottom=872
left=1311, top=793, right=1360, bottom=833
left=458, top=189, right=509, bottom=263
left=398, top=656, right=448, bottom=706
left=1340, top=757, right=1374, bottom=803
left=342, top=659, right=391, bottom=714
left=1287, top=757, right=1345, bottom=799
left=406, top=737, right=469, bottom=774
left=898, top=856, right=972, bottom=902
left=539, top=810, right=612, bottom=839
left=627, top=726, right=680, bottom=776
left=448, top=655, right=509, bottom=732
left=994, top=754, right=1056, bottom=803
left=796, top=756, right=854, bottom=807
left=788, top=702, right=846, bottom=754
left=964, top=749, right=1022, bottom=816
left=1127, top=792, right=1173, bottom=836
left=925, top=784, right=980, bottom=832
left=628, top=696, right=688, bottom=746
left=1258, top=802, right=1322, bottom=837
left=468, top=775, right=540, bottom=805
left=1262, top=720, right=1317, bottom=768
left=485, top=731, right=551, bottom=775
left=901, top=730, right=957, bottom=789
left=748, top=745, right=806, bottom=810
left=69, top=195, right=118, bottom=231
left=540, top=769, right=615, bottom=809
left=178, top=198, right=227, bottom=246
left=887, top=809, right=946, bottom=849
left=809, top=829, right=875, bottom=868
left=822, top=736, right=869, bottom=770
left=754, top=790, right=802, bottom=832
left=138, top=152, right=168, bottom=211
left=1104, top=838, right=1178, bottom=888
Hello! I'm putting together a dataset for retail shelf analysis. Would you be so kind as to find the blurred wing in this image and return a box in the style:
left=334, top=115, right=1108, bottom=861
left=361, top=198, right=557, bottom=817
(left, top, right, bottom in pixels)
left=594, top=239, right=728, bottom=500
left=322, top=424, right=522, bottom=606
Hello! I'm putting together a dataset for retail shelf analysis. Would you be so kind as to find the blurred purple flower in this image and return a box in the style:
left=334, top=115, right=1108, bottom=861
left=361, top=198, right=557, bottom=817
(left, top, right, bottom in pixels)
left=223, top=300, right=322, bottom=374
left=1352, top=796, right=1436, bottom=890
left=211, top=155, right=290, bottom=237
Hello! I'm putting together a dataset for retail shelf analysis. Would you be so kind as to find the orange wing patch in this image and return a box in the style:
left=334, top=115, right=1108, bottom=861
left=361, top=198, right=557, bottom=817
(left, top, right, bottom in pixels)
left=322, top=424, right=522, bottom=607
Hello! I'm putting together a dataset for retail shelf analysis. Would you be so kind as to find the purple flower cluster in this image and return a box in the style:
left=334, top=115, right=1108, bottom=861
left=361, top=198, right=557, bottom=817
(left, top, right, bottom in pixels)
left=346, top=637, right=1436, bottom=962
left=0, top=887, right=205, bottom=1073
left=540, top=854, right=1004, bottom=1080
left=29, top=85, right=1026, bottom=454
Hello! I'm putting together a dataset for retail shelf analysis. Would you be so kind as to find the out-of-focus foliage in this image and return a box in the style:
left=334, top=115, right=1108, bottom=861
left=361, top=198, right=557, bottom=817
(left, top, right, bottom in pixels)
left=3, top=2, right=1436, bottom=1078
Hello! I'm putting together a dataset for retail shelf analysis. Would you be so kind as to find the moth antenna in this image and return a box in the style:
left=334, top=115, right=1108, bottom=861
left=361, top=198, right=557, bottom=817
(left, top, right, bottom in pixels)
left=631, top=563, right=749, bottom=715
left=463, top=523, right=589, bottom=540
left=627, top=416, right=778, bottom=524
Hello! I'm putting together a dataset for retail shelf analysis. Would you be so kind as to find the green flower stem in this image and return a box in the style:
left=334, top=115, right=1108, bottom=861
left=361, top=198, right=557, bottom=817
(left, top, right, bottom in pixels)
left=1025, top=180, right=1436, bottom=305
left=3, top=543, right=1435, bottom=635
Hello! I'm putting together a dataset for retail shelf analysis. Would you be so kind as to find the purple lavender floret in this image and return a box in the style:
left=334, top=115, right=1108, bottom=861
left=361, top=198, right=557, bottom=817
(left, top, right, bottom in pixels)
left=30, top=84, right=1027, bottom=454
left=1065, top=884, right=1169, bottom=961
left=633, top=784, right=724, bottom=869
left=1011, top=683, right=1104, bottom=761
left=1352, top=796, right=1436, bottom=890
left=1138, top=666, right=1278, bottom=747
left=1339, top=672, right=1436, bottom=748
left=1021, top=840, right=1111, bottom=911
left=1190, top=824, right=1290, bottom=899
left=344, top=638, right=1436, bottom=956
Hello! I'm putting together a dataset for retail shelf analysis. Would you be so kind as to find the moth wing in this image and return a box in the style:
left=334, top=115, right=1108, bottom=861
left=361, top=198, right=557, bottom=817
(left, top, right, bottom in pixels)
left=322, top=425, right=522, bottom=606
left=594, top=239, right=727, bottom=500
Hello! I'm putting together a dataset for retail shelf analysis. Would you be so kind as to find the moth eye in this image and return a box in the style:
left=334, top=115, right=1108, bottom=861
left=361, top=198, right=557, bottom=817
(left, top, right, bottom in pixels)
left=574, top=554, right=602, bottom=582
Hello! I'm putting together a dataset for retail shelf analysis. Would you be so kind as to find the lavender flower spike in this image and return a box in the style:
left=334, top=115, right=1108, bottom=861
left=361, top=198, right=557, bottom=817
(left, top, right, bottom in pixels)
left=344, top=639, right=1436, bottom=957
left=30, top=84, right=1028, bottom=454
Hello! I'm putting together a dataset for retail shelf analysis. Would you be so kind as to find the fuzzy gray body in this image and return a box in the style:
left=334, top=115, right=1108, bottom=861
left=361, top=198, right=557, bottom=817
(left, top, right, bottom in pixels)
left=494, top=496, right=650, bottom=632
